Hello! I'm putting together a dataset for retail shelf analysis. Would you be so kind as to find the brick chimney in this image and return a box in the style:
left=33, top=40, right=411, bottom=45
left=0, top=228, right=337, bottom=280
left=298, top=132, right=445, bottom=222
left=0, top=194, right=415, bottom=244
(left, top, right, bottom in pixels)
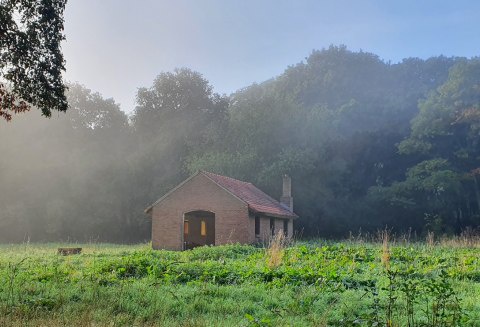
left=280, top=174, right=293, bottom=212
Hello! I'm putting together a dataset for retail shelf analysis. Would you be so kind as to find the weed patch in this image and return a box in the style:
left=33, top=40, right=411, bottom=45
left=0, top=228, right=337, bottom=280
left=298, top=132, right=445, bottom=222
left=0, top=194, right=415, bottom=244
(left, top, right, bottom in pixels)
left=0, top=241, right=478, bottom=326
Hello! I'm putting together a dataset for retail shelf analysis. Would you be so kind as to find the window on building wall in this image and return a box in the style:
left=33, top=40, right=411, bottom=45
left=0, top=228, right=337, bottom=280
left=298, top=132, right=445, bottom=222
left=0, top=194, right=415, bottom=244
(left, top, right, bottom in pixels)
left=184, top=220, right=189, bottom=235
left=270, top=218, right=275, bottom=236
left=283, top=219, right=288, bottom=236
left=255, top=216, right=260, bottom=236
left=201, top=220, right=207, bottom=236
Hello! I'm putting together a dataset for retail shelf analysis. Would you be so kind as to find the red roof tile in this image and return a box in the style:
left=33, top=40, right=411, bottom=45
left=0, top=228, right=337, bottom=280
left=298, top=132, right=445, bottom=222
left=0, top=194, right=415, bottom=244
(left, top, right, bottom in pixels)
left=203, top=171, right=297, bottom=218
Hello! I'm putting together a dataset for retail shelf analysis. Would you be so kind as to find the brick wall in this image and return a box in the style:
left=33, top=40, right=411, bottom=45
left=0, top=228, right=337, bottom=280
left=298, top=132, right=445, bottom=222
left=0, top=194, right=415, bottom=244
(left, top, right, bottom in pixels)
left=251, top=216, right=294, bottom=245
left=258, top=216, right=272, bottom=243
left=274, top=218, right=283, bottom=235
left=288, top=219, right=293, bottom=238
left=274, top=218, right=294, bottom=238
left=151, top=173, right=250, bottom=250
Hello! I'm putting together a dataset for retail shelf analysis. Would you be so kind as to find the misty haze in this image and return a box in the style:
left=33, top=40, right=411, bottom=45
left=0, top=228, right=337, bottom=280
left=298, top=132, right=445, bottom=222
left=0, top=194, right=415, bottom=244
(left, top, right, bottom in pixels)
left=0, top=1, right=479, bottom=326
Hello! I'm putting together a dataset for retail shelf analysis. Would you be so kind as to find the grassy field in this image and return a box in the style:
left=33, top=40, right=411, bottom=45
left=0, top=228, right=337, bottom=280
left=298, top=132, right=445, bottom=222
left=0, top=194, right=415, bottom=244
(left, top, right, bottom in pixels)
left=0, top=237, right=479, bottom=326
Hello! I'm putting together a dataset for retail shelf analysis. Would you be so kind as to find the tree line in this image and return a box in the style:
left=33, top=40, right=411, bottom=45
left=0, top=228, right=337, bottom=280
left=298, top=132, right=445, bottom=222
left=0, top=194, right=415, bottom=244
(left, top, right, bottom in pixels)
left=1, top=45, right=479, bottom=242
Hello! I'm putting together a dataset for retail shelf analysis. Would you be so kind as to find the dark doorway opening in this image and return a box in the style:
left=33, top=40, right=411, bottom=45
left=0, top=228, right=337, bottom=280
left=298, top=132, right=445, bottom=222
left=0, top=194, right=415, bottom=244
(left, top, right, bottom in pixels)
left=183, top=210, right=215, bottom=250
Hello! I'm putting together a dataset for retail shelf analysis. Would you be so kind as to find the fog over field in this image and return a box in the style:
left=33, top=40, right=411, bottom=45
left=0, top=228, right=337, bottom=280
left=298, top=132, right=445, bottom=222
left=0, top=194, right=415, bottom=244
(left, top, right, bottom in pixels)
left=2, top=49, right=480, bottom=243
left=1, top=1, right=480, bottom=243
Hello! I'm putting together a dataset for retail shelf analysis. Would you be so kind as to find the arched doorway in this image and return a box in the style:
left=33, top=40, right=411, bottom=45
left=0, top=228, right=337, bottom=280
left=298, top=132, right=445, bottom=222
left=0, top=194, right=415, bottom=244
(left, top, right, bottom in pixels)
left=183, top=210, right=215, bottom=250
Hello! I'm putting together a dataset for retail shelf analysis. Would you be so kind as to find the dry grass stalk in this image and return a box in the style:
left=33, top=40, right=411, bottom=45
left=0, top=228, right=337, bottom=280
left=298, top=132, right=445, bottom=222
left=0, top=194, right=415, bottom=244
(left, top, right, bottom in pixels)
left=266, top=231, right=287, bottom=269
left=399, top=227, right=412, bottom=245
left=380, top=229, right=391, bottom=270
left=440, top=227, right=480, bottom=248
left=426, top=231, right=435, bottom=248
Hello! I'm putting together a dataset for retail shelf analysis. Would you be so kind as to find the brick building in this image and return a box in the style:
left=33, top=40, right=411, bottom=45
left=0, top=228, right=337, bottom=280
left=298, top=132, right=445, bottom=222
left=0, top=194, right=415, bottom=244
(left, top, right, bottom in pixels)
left=145, top=171, right=298, bottom=250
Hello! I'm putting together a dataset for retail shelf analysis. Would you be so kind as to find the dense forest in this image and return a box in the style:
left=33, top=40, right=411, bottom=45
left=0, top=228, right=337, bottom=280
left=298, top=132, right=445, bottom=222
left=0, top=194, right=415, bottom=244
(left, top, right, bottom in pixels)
left=1, top=45, right=479, bottom=242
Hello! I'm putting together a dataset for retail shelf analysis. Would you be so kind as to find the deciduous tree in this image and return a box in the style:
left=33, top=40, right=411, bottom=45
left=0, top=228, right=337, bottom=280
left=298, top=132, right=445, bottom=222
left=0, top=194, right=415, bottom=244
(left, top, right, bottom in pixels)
left=0, top=0, right=68, bottom=121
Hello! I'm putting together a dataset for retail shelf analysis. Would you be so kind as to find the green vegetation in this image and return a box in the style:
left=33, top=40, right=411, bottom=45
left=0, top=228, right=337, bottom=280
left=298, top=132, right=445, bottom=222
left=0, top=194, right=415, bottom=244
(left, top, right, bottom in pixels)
left=0, top=0, right=68, bottom=120
left=2, top=46, right=480, bottom=242
left=1, top=241, right=479, bottom=326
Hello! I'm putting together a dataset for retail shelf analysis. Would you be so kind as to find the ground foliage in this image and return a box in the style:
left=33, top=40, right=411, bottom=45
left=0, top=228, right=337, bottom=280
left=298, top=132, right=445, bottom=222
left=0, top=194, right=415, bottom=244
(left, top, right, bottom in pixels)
left=0, top=242, right=479, bottom=326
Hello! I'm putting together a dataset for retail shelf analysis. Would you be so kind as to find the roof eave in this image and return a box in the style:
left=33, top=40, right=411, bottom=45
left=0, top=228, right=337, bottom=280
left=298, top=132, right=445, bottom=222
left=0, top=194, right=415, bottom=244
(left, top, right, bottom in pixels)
left=249, top=207, right=298, bottom=219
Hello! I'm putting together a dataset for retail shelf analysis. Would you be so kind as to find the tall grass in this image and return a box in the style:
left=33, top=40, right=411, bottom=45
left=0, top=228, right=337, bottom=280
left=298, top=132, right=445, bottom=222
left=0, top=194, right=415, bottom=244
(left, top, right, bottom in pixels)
left=347, top=227, right=480, bottom=248
left=440, top=227, right=480, bottom=248
left=426, top=231, right=435, bottom=248
left=379, top=229, right=391, bottom=270
left=0, top=240, right=478, bottom=326
left=266, top=232, right=287, bottom=269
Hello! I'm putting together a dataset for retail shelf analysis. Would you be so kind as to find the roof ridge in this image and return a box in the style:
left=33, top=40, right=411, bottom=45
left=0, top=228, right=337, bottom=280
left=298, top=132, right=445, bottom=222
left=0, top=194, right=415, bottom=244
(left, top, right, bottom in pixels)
left=202, top=170, right=297, bottom=218
left=202, top=171, right=252, bottom=185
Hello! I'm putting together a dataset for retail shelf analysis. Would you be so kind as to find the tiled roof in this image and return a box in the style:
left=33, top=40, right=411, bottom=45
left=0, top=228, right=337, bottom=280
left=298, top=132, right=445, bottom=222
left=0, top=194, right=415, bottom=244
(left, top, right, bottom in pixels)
left=203, top=171, right=298, bottom=218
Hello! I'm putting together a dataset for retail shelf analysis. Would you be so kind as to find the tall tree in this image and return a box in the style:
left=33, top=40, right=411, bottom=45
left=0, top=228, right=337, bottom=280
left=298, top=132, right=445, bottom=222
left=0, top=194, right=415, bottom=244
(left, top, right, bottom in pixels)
left=368, top=60, right=480, bottom=234
left=0, top=0, right=68, bottom=121
left=132, top=68, right=229, bottom=210
left=0, top=84, right=136, bottom=242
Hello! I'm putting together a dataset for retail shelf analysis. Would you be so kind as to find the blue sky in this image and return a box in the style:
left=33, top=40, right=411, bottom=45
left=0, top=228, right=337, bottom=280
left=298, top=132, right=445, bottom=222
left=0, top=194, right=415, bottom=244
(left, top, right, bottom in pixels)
left=63, top=0, right=480, bottom=114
